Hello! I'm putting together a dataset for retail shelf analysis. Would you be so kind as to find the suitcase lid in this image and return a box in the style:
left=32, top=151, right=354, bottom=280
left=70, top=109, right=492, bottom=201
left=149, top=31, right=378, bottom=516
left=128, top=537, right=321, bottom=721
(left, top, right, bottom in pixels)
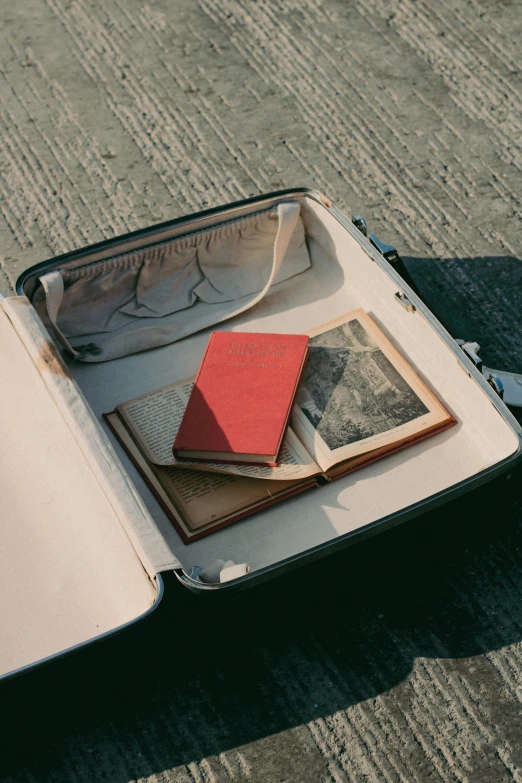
left=0, top=296, right=173, bottom=679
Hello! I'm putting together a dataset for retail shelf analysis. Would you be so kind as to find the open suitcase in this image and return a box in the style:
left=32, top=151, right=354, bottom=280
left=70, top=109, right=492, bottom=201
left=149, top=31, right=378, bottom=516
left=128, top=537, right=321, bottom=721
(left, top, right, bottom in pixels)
left=2, top=188, right=521, bottom=682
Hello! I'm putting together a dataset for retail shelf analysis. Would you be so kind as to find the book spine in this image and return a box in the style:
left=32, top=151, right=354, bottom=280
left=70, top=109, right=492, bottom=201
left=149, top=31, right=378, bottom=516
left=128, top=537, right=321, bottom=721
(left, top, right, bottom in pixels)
left=274, top=346, right=310, bottom=463
left=172, top=331, right=216, bottom=458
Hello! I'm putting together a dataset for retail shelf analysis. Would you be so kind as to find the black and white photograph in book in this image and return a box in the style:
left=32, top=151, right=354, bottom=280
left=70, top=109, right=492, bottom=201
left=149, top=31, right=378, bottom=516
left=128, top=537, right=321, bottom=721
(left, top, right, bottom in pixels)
left=297, top=317, right=430, bottom=451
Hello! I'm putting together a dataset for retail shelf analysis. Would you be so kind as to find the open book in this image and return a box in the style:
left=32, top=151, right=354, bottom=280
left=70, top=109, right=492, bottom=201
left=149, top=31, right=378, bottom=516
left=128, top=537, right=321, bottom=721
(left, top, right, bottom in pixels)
left=105, top=309, right=456, bottom=542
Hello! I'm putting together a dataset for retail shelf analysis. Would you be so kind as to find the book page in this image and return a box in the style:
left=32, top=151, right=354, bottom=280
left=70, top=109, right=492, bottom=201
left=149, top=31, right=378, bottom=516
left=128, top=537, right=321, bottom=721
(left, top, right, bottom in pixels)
left=116, top=379, right=320, bottom=481
left=292, top=309, right=453, bottom=472
left=153, top=467, right=306, bottom=532
left=106, top=412, right=312, bottom=535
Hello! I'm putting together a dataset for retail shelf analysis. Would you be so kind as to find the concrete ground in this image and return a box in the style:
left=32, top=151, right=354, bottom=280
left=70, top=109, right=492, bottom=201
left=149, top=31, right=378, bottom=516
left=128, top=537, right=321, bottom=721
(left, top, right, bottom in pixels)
left=2, top=0, right=522, bottom=780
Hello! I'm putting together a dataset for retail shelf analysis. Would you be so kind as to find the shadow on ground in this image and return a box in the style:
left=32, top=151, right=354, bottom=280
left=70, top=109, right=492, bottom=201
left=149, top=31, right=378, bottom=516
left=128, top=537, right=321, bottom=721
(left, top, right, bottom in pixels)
left=403, top=253, right=522, bottom=374
left=2, top=256, right=522, bottom=782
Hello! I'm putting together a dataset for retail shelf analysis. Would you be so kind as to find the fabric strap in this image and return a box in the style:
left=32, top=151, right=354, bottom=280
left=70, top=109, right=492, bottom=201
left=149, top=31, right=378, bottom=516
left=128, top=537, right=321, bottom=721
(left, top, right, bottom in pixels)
left=207, top=201, right=301, bottom=326
left=38, top=270, right=81, bottom=359
left=37, top=202, right=301, bottom=362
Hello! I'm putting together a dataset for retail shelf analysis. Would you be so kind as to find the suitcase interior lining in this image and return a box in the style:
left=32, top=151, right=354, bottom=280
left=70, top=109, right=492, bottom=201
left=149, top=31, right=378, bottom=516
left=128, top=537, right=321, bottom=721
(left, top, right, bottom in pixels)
left=0, top=306, right=157, bottom=678
left=31, top=203, right=311, bottom=362
left=54, top=195, right=519, bottom=579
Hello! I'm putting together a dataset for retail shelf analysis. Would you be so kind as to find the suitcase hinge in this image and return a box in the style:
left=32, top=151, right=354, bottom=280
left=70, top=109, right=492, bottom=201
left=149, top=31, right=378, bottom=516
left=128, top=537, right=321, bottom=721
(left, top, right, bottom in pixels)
left=352, top=217, right=416, bottom=313
left=352, top=215, right=420, bottom=299
left=455, top=339, right=515, bottom=404
left=351, top=215, right=522, bottom=408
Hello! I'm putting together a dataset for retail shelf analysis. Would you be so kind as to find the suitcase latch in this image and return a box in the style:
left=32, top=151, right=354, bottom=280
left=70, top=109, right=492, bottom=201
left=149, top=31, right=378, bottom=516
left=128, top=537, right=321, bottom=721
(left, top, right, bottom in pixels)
left=352, top=215, right=420, bottom=296
left=369, top=234, right=400, bottom=264
left=394, top=291, right=416, bottom=312
left=455, top=339, right=483, bottom=372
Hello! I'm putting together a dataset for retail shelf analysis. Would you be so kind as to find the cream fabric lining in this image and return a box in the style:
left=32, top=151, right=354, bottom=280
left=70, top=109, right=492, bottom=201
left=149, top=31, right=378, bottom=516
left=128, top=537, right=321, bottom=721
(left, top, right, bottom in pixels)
left=2, top=296, right=177, bottom=578
left=0, top=303, right=157, bottom=678
left=33, top=202, right=310, bottom=362
left=62, top=196, right=520, bottom=576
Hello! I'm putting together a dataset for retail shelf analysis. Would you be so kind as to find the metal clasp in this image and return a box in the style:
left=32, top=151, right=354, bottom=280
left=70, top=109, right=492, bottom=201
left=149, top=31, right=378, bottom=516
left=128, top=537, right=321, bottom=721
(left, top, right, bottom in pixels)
left=455, top=339, right=522, bottom=405
left=487, top=374, right=504, bottom=400
left=351, top=215, right=368, bottom=237
left=455, top=339, right=483, bottom=373
left=369, top=234, right=400, bottom=264
left=395, top=291, right=416, bottom=312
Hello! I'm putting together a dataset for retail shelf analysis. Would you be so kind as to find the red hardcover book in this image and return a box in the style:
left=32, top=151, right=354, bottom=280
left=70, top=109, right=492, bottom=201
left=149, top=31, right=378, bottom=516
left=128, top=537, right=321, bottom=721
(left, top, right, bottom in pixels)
left=173, top=332, right=310, bottom=466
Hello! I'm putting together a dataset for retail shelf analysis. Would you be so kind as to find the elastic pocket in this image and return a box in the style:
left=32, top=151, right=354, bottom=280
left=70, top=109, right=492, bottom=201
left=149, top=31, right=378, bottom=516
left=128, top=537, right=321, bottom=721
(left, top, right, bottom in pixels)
left=194, top=209, right=309, bottom=303
left=32, top=202, right=311, bottom=361
left=120, top=242, right=202, bottom=318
